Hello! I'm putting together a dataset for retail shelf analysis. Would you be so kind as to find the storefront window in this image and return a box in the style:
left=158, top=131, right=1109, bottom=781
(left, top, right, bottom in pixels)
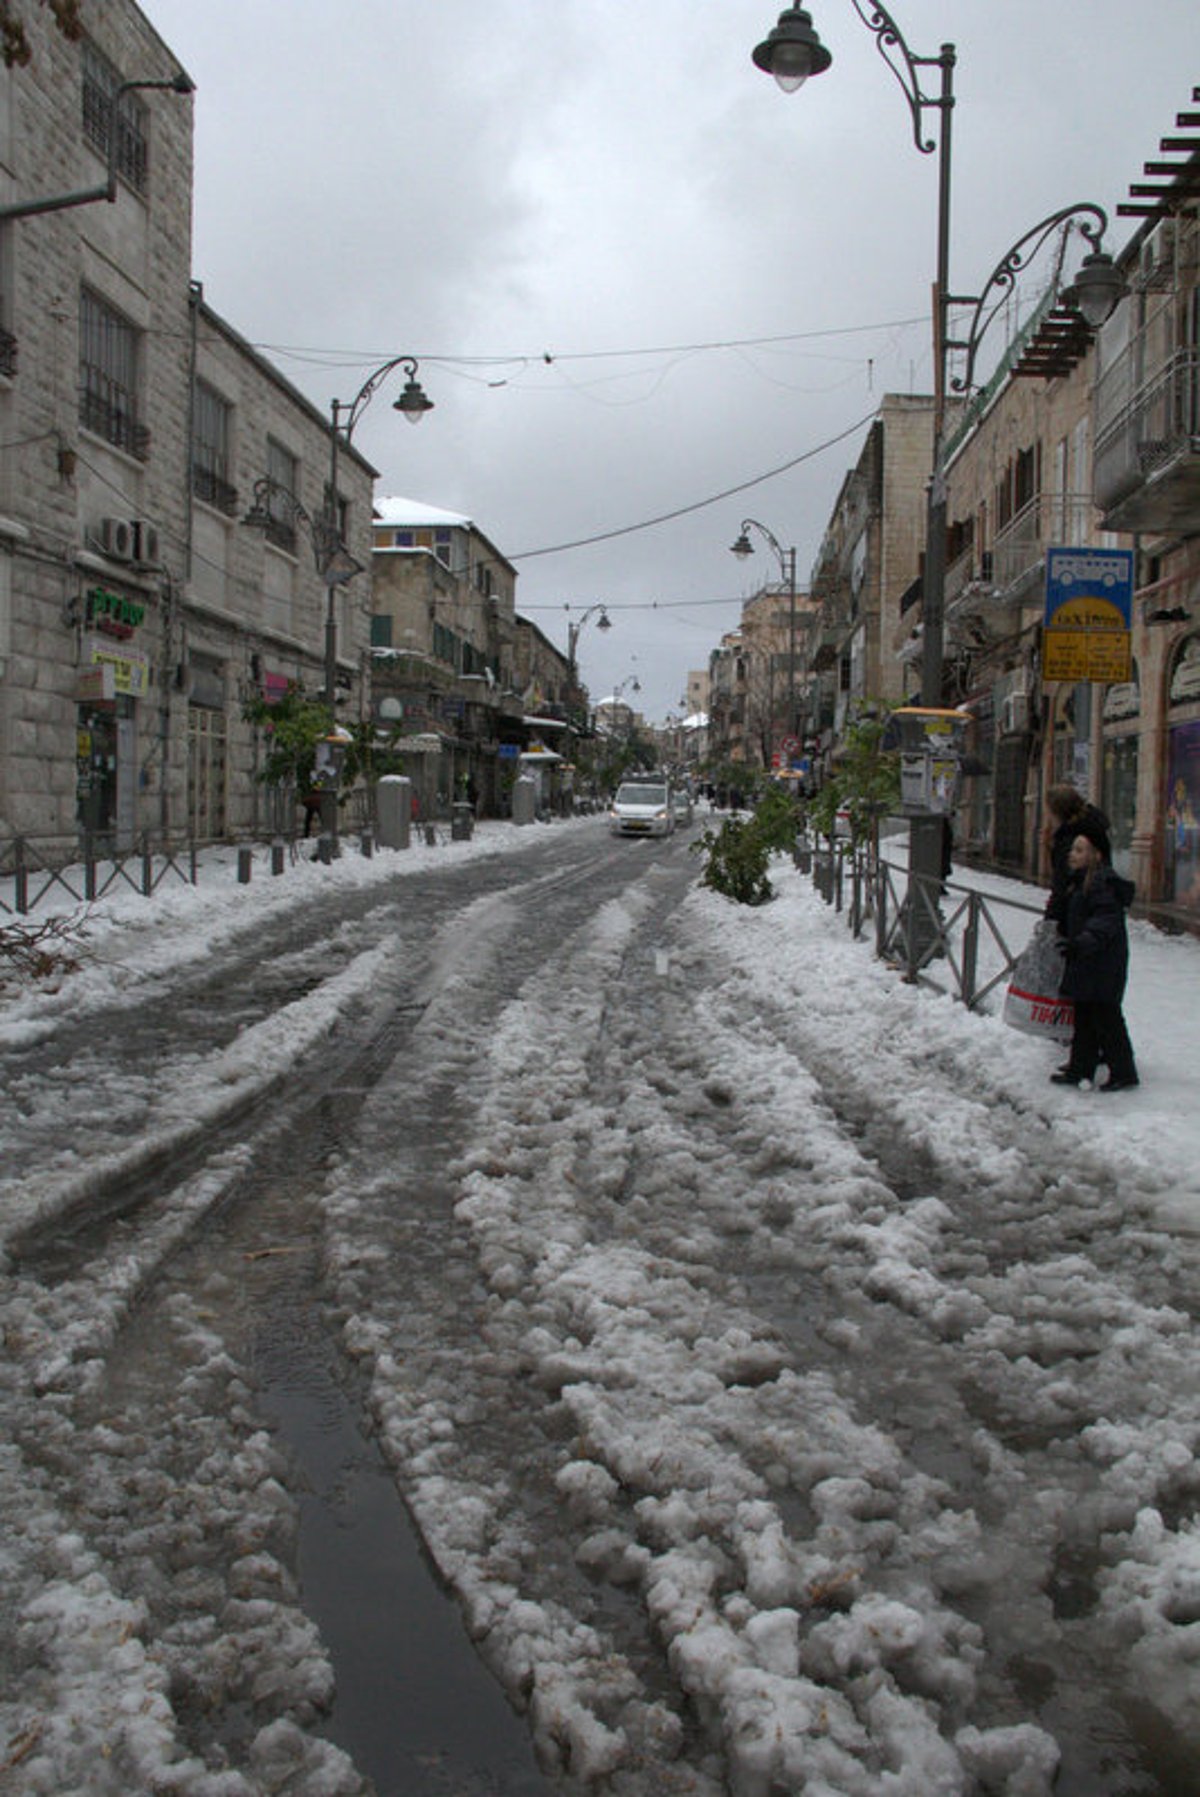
left=1102, top=735, right=1138, bottom=880
left=188, top=706, right=227, bottom=841
left=1165, top=719, right=1200, bottom=910
left=76, top=703, right=118, bottom=839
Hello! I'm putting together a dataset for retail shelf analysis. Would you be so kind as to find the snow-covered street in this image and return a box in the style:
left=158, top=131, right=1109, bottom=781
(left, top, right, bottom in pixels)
left=2, top=819, right=1198, bottom=1796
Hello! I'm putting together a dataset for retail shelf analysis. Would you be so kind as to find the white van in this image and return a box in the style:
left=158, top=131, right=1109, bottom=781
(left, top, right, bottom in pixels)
left=609, top=778, right=675, bottom=838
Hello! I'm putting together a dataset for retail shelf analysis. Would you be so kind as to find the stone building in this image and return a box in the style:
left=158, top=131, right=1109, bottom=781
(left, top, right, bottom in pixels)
left=936, top=282, right=1109, bottom=873
left=929, top=127, right=1199, bottom=914
left=0, top=1, right=374, bottom=850
left=810, top=394, right=935, bottom=738
left=1092, top=179, right=1200, bottom=916
left=370, top=497, right=574, bottom=815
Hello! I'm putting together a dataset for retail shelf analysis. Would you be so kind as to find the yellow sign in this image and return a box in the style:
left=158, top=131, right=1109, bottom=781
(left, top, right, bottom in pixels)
left=89, top=640, right=150, bottom=697
left=1042, top=595, right=1131, bottom=684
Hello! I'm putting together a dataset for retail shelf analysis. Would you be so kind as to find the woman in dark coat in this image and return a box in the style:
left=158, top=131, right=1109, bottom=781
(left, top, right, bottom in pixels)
left=1052, top=819, right=1139, bottom=1091
left=1043, top=783, right=1111, bottom=926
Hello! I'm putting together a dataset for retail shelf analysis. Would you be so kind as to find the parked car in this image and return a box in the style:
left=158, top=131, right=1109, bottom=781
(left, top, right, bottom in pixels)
left=609, top=778, right=675, bottom=838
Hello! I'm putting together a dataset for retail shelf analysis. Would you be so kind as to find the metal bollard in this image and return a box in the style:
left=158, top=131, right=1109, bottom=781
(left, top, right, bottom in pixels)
left=271, top=840, right=285, bottom=876
left=360, top=829, right=374, bottom=858
left=237, top=847, right=253, bottom=885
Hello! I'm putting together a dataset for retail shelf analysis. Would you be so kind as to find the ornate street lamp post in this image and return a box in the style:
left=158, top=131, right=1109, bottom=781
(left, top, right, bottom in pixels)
left=565, top=601, right=613, bottom=694
left=244, top=356, right=434, bottom=852
left=730, top=519, right=799, bottom=747
left=751, top=1, right=1127, bottom=941
left=324, top=357, right=432, bottom=711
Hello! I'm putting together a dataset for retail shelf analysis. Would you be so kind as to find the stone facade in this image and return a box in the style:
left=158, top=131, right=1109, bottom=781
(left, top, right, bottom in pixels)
left=811, top=395, right=935, bottom=732
left=0, top=1, right=373, bottom=851
left=928, top=198, right=1200, bottom=909
left=369, top=498, right=572, bottom=815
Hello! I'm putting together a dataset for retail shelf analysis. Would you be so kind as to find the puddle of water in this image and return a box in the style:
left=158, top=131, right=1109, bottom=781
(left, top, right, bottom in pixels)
left=254, top=1292, right=556, bottom=1797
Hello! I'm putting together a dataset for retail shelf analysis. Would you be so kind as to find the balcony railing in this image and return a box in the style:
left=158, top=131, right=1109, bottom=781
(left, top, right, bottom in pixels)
left=1094, top=344, right=1200, bottom=530
left=946, top=492, right=1097, bottom=615
left=80, top=388, right=150, bottom=461
left=192, top=466, right=240, bottom=516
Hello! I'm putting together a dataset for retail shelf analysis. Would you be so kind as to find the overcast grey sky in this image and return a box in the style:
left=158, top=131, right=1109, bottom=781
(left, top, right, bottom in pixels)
left=139, top=0, right=1198, bottom=720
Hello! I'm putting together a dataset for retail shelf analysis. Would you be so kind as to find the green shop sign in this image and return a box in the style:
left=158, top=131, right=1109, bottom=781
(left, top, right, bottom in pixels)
left=87, top=586, right=145, bottom=629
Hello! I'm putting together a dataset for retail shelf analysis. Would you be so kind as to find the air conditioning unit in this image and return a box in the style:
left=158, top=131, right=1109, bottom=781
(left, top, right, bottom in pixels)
left=98, top=516, right=133, bottom=561
left=1001, top=692, right=1030, bottom=736
left=132, top=519, right=160, bottom=566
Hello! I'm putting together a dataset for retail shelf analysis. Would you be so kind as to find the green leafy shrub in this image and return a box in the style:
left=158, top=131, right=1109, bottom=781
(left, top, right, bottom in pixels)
left=691, top=776, right=807, bottom=905
left=693, top=815, right=774, bottom=905
left=242, top=683, right=331, bottom=790
left=810, top=709, right=900, bottom=842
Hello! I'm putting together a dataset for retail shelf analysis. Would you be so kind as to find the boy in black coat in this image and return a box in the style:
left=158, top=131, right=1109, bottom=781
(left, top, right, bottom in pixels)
left=1052, top=819, right=1139, bottom=1091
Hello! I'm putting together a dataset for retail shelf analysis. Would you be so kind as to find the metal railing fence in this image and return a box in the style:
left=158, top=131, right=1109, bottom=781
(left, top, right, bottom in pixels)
left=0, top=831, right=202, bottom=917
left=798, top=832, right=1043, bottom=1014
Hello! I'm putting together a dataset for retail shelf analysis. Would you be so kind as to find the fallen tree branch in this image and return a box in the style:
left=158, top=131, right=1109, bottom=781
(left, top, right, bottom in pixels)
left=0, top=910, right=89, bottom=981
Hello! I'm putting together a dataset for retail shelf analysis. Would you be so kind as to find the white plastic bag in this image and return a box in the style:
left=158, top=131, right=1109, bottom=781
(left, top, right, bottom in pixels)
left=1003, top=919, right=1074, bottom=1042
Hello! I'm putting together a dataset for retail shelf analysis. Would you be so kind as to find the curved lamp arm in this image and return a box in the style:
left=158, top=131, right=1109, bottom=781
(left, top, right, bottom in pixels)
left=753, top=4, right=953, bottom=155
left=332, top=356, right=433, bottom=443
left=566, top=601, right=612, bottom=665
left=242, top=476, right=362, bottom=587
left=945, top=203, right=1122, bottom=393
left=847, top=1, right=954, bottom=155
left=731, top=518, right=792, bottom=579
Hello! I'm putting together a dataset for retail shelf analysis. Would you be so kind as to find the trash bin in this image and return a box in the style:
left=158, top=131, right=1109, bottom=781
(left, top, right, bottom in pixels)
left=511, top=777, right=537, bottom=825
left=376, top=776, right=412, bottom=850
left=451, top=801, right=474, bottom=841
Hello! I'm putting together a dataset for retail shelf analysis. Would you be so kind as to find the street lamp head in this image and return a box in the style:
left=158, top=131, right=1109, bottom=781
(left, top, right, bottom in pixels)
left=752, top=6, right=832, bottom=92
left=1068, top=249, right=1127, bottom=330
left=241, top=499, right=271, bottom=531
left=597, top=607, right=613, bottom=632
left=730, top=531, right=755, bottom=560
left=393, top=363, right=434, bottom=424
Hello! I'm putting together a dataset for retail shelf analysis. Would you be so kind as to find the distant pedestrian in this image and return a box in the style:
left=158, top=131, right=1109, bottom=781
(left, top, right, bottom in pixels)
left=1052, top=819, right=1139, bottom=1091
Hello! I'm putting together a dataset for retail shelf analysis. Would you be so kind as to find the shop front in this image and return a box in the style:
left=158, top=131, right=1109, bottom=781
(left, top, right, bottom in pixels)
left=1101, top=674, right=1141, bottom=882
left=75, top=587, right=152, bottom=851
left=1165, top=635, right=1200, bottom=913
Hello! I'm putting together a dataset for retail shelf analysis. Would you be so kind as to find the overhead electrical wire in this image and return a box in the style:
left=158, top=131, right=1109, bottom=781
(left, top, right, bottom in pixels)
left=252, top=313, right=928, bottom=375
left=506, top=406, right=879, bottom=562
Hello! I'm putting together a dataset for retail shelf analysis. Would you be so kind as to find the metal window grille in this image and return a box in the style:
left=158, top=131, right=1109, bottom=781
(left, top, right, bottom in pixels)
left=265, top=439, right=298, bottom=554
left=81, top=41, right=149, bottom=194
left=79, top=287, right=148, bottom=458
left=192, top=382, right=238, bottom=513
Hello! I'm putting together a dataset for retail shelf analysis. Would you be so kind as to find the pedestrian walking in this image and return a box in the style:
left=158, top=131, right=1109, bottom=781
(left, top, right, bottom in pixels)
left=1051, top=819, right=1139, bottom=1091
left=301, top=789, right=322, bottom=839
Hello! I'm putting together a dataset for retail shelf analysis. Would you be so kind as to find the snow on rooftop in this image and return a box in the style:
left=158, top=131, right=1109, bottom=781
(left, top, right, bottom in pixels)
left=373, top=496, right=472, bottom=529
